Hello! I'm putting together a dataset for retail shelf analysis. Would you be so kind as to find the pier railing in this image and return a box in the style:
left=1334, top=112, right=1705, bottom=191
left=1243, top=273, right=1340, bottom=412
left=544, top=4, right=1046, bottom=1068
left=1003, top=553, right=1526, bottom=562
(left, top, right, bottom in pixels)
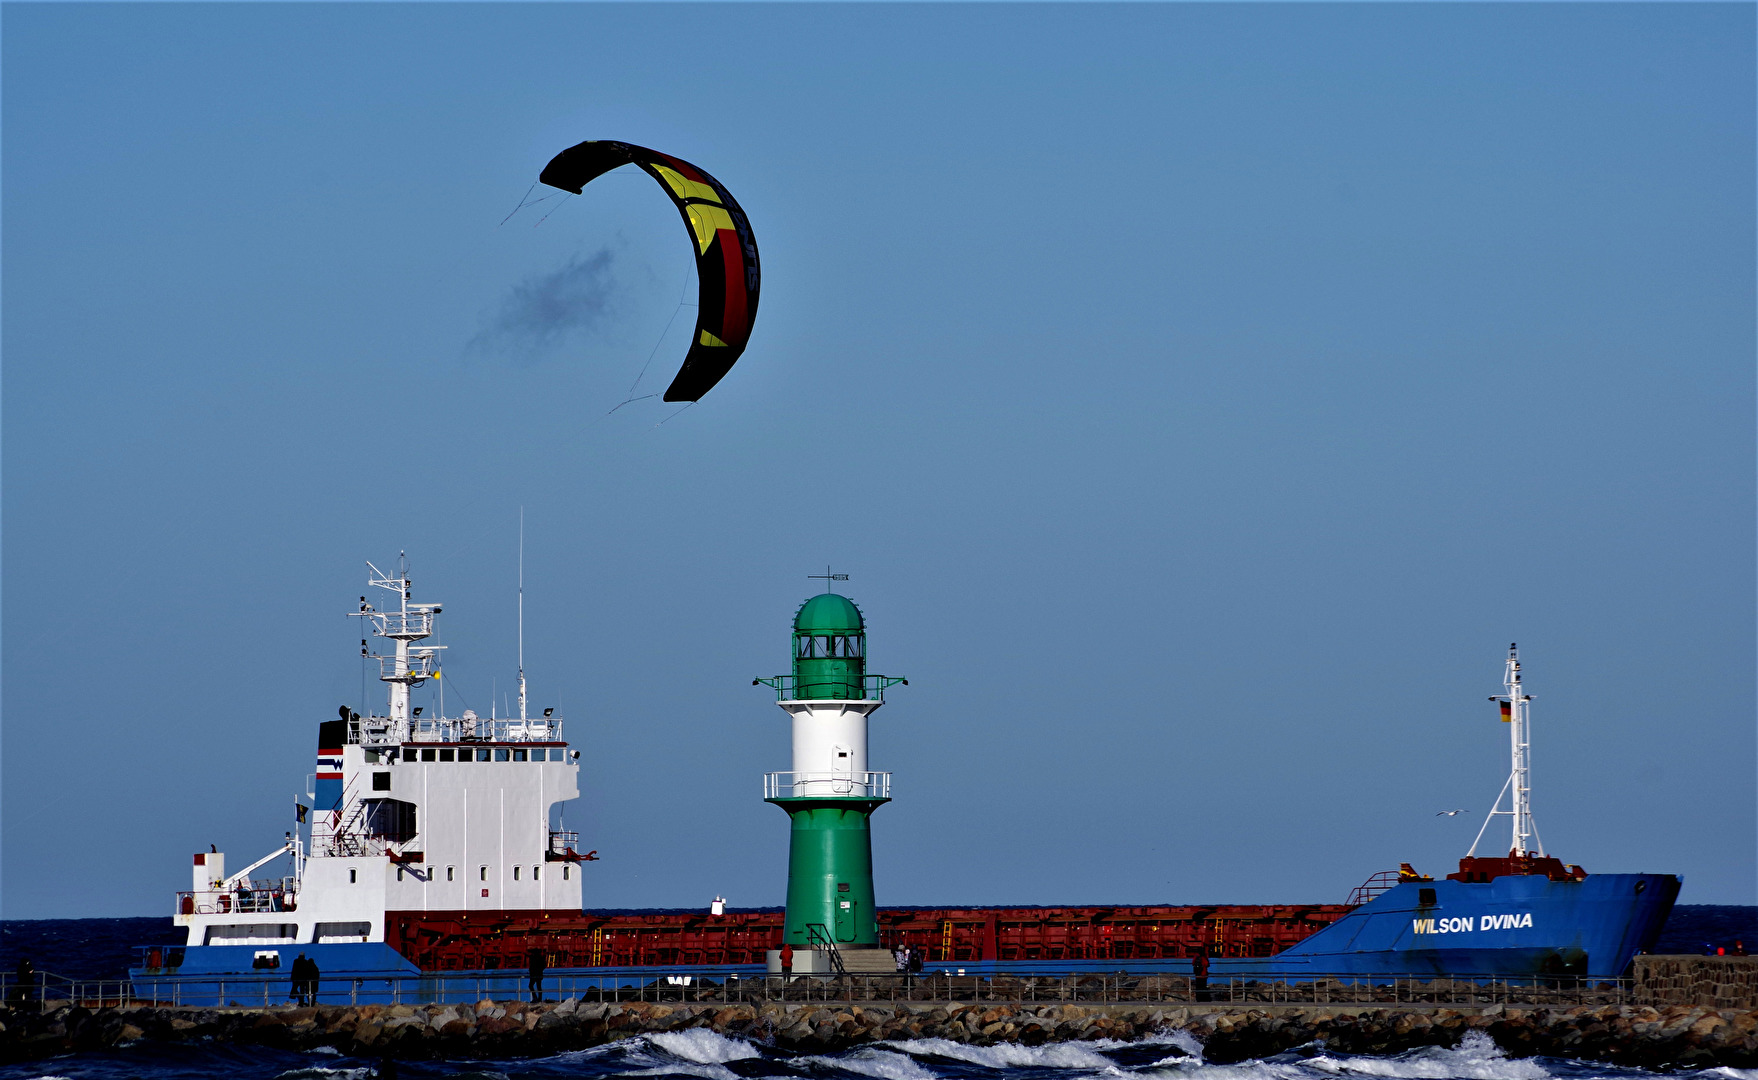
left=5, top=969, right=1646, bottom=1012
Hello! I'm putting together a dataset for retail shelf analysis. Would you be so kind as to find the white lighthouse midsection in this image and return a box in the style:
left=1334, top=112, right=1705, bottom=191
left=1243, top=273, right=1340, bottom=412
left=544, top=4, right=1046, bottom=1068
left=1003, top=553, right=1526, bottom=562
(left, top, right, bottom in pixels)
left=783, top=700, right=879, bottom=795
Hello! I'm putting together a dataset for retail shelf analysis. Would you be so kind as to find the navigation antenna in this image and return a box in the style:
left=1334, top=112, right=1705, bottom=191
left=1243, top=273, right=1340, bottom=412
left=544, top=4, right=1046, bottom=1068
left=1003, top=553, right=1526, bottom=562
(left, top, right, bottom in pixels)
left=518, top=508, right=527, bottom=723
left=1467, top=643, right=1543, bottom=858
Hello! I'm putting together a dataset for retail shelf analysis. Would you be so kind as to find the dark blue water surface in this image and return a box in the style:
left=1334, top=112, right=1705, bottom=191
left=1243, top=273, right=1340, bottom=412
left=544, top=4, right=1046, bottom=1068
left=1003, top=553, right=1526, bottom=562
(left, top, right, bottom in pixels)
left=0, top=1025, right=1747, bottom=1080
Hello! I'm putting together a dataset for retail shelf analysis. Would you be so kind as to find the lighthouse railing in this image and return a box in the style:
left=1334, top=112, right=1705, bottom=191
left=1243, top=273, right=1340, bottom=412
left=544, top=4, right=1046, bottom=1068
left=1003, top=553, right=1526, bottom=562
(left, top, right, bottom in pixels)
left=754, top=675, right=907, bottom=702
left=764, top=771, right=891, bottom=799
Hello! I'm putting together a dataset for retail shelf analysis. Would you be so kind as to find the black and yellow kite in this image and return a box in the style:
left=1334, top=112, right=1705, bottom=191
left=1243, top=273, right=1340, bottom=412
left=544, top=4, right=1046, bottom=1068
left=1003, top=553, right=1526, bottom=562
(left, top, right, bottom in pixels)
left=539, top=141, right=760, bottom=403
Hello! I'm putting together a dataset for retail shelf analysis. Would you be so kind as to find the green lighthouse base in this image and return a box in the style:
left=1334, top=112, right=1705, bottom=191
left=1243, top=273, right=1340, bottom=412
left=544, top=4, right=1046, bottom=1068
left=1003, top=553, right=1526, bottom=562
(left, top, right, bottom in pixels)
left=768, top=796, right=888, bottom=953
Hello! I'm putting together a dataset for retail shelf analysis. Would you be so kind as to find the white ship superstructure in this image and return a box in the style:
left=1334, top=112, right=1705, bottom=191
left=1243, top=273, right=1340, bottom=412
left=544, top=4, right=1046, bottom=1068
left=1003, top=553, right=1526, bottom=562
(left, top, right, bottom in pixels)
left=175, top=558, right=583, bottom=953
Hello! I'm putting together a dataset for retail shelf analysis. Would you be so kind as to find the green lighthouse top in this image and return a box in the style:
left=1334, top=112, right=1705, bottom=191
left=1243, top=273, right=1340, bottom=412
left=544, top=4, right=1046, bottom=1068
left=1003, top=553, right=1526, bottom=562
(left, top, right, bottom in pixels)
left=755, top=583, right=905, bottom=702
left=794, top=593, right=864, bottom=635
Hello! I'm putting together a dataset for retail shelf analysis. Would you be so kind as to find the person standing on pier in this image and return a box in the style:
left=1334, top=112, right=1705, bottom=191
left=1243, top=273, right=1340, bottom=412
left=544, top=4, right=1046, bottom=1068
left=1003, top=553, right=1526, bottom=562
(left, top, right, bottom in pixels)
left=528, top=949, right=547, bottom=1002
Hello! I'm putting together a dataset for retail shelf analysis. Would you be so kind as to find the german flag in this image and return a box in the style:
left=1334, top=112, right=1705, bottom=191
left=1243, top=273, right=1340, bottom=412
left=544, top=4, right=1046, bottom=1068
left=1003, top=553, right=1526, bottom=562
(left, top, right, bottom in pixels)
left=1499, top=700, right=1512, bottom=722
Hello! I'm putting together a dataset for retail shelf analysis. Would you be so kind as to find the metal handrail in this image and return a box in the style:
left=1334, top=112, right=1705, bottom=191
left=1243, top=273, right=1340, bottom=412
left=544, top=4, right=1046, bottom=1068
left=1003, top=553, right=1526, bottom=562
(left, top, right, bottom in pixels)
left=754, top=675, right=907, bottom=703
left=176, top=881, right=299, bottom=916
left=346, top=716, right=566, bottom=747
left=5, top=967, right=1645, bottom=1012
left=764, top=771, right=891, bottom=799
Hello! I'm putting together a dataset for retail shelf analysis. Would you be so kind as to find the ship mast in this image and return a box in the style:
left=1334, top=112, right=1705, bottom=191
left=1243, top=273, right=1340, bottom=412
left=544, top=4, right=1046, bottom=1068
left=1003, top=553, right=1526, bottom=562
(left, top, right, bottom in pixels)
left=518, top=510, right=527, bottom=723
left=1468, top=643, right=1542, bottom=857
left=352, top=554, right=443, bottom=733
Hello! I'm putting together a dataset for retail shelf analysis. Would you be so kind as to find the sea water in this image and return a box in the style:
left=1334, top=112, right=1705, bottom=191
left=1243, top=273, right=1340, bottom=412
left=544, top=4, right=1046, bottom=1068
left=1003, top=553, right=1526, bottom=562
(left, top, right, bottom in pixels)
left=1, top=1024, right=1750, bottom=1080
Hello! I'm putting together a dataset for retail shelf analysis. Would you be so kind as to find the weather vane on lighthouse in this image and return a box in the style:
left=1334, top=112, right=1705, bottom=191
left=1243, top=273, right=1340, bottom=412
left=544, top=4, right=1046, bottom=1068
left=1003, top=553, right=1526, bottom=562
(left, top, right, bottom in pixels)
left=807, top=566, right=849, bottom=593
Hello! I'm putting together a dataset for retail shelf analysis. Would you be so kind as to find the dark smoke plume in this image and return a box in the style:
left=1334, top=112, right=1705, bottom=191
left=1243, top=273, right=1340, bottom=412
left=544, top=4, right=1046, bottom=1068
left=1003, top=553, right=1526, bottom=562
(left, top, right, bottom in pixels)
left=471, top=248, right=621, bottom=361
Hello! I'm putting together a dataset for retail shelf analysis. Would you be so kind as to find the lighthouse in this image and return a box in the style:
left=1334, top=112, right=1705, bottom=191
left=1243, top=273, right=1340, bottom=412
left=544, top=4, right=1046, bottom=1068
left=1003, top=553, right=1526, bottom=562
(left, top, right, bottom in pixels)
left=758, top=582, right=905, bottom=974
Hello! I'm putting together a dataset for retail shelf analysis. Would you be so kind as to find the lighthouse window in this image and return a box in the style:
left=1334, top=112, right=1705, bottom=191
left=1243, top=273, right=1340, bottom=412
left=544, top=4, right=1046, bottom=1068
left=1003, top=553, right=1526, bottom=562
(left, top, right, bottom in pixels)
left=512, top=749, right=527, bottom=762
left=495, top=748, right=510, bottom=762
left=421, top=748, right=436, bottom=762
left=439, top=748, right=455, bottom=762
left=371, top=771, right=391, bottom=791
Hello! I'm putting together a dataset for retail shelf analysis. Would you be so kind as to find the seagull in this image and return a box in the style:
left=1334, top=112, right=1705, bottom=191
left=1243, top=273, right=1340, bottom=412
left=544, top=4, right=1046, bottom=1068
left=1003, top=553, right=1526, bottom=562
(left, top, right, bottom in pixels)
left=1436, top=809, right=1470, bottom=817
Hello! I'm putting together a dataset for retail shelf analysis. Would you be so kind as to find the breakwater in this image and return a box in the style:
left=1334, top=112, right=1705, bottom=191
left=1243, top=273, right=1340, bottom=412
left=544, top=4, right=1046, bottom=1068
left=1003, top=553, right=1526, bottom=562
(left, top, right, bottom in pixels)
left=3, top=998, right=1754, bottom=1068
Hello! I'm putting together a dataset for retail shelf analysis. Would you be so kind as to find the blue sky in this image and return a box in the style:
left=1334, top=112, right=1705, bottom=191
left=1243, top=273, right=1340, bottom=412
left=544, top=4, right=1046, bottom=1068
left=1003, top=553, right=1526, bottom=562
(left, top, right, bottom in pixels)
left=3, top=3, right=1752, bottom=918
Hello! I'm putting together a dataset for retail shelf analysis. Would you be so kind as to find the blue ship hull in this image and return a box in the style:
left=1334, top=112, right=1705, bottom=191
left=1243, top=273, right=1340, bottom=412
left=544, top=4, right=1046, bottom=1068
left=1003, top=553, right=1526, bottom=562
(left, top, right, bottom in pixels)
left=1218, top=871, right=1680, bottom=981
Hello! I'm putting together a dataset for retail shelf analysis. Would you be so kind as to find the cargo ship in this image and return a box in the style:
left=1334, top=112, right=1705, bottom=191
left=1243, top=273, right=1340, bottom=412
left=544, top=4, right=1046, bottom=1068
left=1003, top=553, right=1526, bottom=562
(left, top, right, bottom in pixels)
left=130, top=562, right=1678, bottom=998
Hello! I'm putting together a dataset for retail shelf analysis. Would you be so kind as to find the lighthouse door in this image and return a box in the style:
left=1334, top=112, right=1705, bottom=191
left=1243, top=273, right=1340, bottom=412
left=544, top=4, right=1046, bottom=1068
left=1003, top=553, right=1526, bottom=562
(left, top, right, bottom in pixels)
left=835, top=898, right=857, bottom=941
left=832, top=745, right=852, bottom=794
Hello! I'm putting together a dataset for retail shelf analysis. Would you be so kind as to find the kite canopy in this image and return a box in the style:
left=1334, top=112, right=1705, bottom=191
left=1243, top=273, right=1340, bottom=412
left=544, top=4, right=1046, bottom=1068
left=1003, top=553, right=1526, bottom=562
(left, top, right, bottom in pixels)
left=539, top=141, right=760, bottom=403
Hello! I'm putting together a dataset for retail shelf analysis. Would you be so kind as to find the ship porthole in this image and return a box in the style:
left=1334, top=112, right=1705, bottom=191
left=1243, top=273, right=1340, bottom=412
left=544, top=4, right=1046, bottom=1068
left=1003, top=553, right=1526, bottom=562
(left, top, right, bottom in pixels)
left=1634, top=880, right=1647, bottom=894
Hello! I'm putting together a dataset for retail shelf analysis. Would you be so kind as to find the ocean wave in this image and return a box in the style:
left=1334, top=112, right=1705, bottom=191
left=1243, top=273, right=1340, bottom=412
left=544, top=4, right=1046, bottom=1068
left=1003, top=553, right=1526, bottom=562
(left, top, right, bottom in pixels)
left=885, top=1036, right=1127, bottom=1070
left=801, top=1046, right=941, bottom=1080
left=1304, top=1033, right=1549, bottom=1080
left=646, top=1029, right=766, bottom=1065
left=1138, top=1059, right=1319, bottom=1080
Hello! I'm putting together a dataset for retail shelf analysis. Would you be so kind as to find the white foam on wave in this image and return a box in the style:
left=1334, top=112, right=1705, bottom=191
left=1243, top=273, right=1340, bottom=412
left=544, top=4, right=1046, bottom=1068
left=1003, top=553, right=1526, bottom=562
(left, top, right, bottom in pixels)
left=1696, top=1071, right=1758, bottom=1080
left=609, top=1027, right=766, bottom=1080
left=1145, top=1029, right=1206, bottom=1061
left=272, top=1068, right=376, bottom=1080
left=803, top=1046, right=941, bottom=1080
left=886, top=1036, right=1124, bottom=1070
left=648, top=1028, right=765, bottom=1065
left=1137, top=1059, right=1316, bottom=1080
left=1305, top=1031, right=1548, bottom=1080
left=622, top=1062, right=743, bottom=1080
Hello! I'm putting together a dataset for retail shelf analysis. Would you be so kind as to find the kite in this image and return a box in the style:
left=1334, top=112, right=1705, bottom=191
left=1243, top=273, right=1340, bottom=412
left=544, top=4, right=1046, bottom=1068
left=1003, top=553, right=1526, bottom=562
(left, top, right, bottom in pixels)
left=539, top=141, right=760, bottom=402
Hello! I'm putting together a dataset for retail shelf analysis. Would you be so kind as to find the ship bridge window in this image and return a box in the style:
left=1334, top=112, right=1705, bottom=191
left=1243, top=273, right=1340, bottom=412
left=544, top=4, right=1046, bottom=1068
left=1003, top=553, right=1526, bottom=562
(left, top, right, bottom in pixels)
left=549, top=749, right=566, bottom=762
left=439, top=748, right=455, bottom=762
left=512, top=749, right=527, bottom=762
left=475, top=748, right=491, bottom=762
left=495, top=748, right=510, bottom=762
left=203, top=923, right=296, bottom=945
left=421, top=748, right=436, bottom=762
